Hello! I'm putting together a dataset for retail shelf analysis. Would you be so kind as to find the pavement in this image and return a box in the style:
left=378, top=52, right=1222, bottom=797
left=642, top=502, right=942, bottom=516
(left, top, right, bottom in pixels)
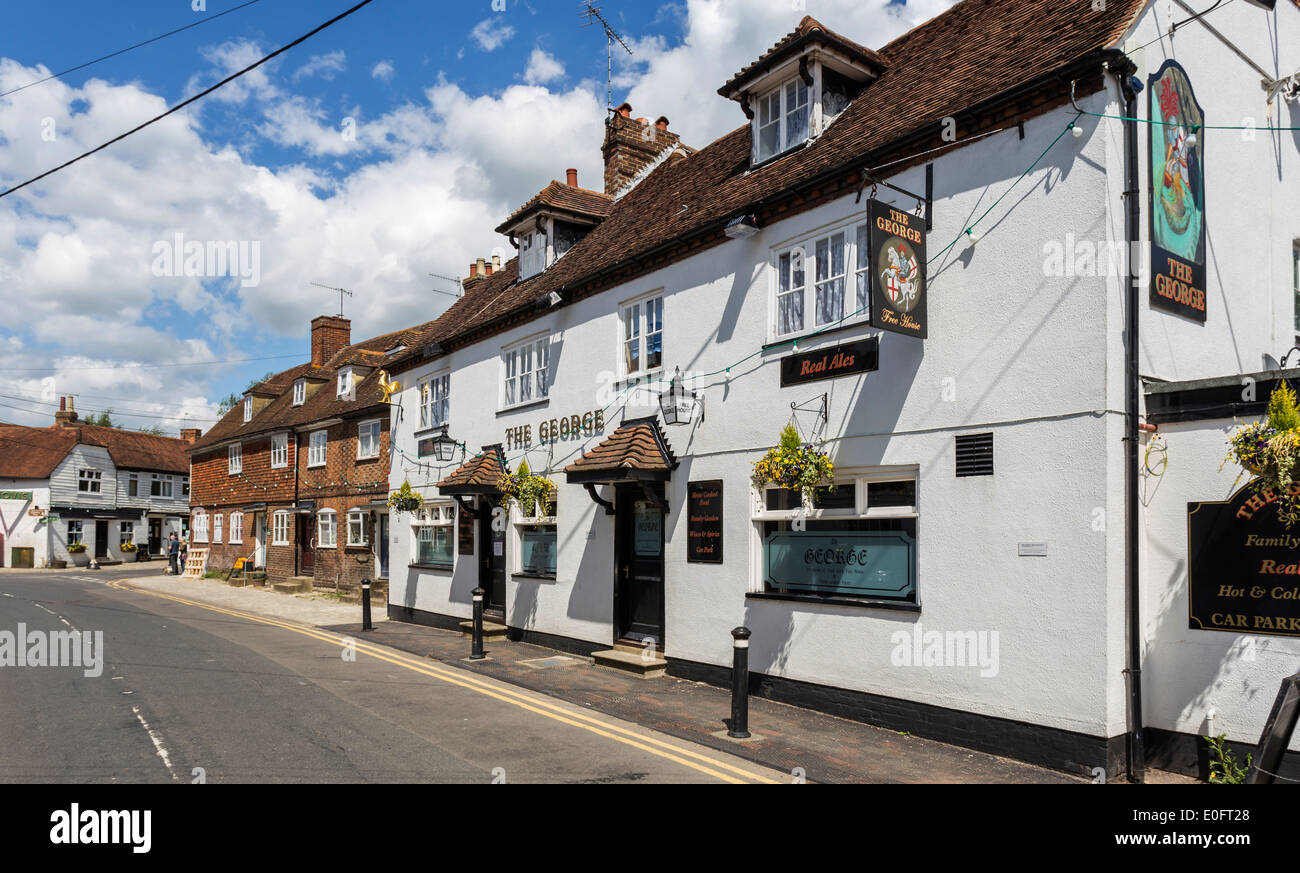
left=120, top=571, right=1084, bottom=784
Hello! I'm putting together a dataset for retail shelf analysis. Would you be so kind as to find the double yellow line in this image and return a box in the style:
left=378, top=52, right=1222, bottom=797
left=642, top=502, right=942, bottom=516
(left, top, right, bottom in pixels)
left=105, top=579, right=782, bottom=784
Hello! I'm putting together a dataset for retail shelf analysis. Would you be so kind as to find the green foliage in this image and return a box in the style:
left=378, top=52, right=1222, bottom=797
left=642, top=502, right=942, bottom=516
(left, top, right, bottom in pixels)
left=1268, top=380, right=1300, bottom=432
left=1206, top=734, right=1251, bottom=784
left=387, top=480, right=425, bottom=514
left=778, top=423, right=802, bottom=453
left=498, top=460, right=557, bottom=517
left=217, top=393, right=241, bottom=415
left=84, top=409, right=115, bottom=427
left=751, top=426, right=834, bottom=501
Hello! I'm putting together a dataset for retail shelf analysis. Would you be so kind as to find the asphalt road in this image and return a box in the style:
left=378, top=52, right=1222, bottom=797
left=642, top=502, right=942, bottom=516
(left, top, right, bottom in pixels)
left=0, top=568, right=780, bottom=784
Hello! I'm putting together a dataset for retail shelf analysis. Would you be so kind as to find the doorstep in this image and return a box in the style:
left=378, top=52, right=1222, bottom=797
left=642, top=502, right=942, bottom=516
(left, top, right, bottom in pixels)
left=272, top=576, right=314, bottom=594
left=592, top=644, right=669, bottom=679
left=459, top=620, right=509, bottom=640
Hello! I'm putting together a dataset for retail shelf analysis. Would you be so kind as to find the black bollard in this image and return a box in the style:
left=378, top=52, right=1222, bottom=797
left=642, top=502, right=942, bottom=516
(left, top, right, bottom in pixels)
left=361, top=578, right=373, bottom=632
left=729, top=626, right=751, bottom=738
left=470, top=587, right=486, bottom=660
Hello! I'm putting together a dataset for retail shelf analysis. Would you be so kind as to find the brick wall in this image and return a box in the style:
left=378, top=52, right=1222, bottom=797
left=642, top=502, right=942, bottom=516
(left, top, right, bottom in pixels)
left=190, top=434, right=297, bottom=573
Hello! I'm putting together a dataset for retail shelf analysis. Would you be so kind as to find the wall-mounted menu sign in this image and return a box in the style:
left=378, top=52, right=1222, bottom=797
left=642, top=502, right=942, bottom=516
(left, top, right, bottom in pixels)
left=687, top=480, right=723, bottom=564
left=868, top=199, right=927, bottom=339
left=780, top=338, right=878, bottom=387
left=1188, top=488, right=1300, bottom=638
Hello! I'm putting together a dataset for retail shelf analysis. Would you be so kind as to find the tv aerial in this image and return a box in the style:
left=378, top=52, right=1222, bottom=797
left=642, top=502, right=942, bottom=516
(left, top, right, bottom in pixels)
left=579, top=1, right=632, bottom=113
left=428, top=272, right=463, bottom=299
left=310, top=281, right=354, bottom=317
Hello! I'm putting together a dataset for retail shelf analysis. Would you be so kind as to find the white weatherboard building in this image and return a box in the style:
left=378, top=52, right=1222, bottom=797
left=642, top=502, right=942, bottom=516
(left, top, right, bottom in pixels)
left=384, top=0, right=1300, bottom=779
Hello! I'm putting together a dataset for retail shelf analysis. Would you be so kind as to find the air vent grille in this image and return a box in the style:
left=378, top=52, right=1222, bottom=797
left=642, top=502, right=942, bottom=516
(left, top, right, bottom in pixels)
left=955, top=433, right=994, bottom=477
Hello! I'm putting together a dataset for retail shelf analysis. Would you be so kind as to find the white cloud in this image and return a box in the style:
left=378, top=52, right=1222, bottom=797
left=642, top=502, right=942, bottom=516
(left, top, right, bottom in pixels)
left=524, top=49, right=565, bottom=85
left=293, top=50, right=347, bottom=82
left=371, top=59, right=395, bottom=82
left=469, top=18, right=515, bottom=52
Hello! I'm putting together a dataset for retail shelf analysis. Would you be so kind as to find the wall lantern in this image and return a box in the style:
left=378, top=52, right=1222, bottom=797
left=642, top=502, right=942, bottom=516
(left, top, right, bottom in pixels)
left=724, top=214, right=760, bottom=240
left=659, top=367, right=702, bottom=426
left=428, top=424, right=461, bottom=462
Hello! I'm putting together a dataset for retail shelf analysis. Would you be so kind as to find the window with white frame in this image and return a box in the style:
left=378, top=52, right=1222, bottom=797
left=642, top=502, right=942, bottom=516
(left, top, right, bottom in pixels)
left=516, top=497, right=558, bottom=578
left=357, top=420, right=380, bottom=459
left=150, top=474, right=173, bottom=498
left=755, top=77, right=811, bottom=163
left=773, top=220, right=870, bottom=338
left=293, top=379, right=306, bottom=406
left=213, top=513, right=223, bottom=544
left=347, top=508, right=368, bottom=546
left=272, top=510, right=290, bottom=545
left=337, top=368, right=353, bottom=399
left=412, top=504, right=455, bottom=567
left=228, top=443, right=242, bottom=474
left=621, top=294, right=664, bottom=377
left=270, top=433, right=289, bottom=468
left=243, top=397, right=252, bottom=423
left=127, top=472, right=138, bottom=497
left=119, top=521, right=134, bottom=548
left=318, top=510, right=337, bottom=547
left=67, top=520, right=83, bottom=547
left=78, top=469, right=102, bottom=494
left=502, top=337, right=549, bottom=408
left=308, top=430, right=327, bottom=467
left=420, top=373, right=450, bottom=429
left=519, top=227, right=546, bottom=280
left=229, top=511, right=244, bottom=544
left=754, top=472, right=917, bottom=604
left=193, top=510, right=209, bottom=543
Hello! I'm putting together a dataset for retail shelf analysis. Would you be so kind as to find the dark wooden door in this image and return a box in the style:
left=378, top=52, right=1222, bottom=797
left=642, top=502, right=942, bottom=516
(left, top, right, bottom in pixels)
left=298, top=515, right=315, bottom=576
left=478, top=498, right=506, bottom=616
left=148, top=518, right=162, bottom=556
left=94, top=521, right=109, bottom=558
left=615, top=484, right=665, bottom=647
left=378, top=514, right=390, bottom=578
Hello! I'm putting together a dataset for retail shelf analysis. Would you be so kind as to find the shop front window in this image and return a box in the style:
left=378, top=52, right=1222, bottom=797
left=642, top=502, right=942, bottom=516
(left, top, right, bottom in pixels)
left=413, top=504, right=454, bottom=568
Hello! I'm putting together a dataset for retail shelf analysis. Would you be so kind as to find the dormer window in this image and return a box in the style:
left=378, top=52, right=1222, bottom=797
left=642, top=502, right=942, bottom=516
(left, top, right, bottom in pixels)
left=756, top=78, right=811, bottom=163
left=243, top=397, right=252, bottom=423
left=497, top=171, right=613, bottom=283
left=293, top=379, right=306, bottom=406
left=519, top=226, right=546, bottom=281
left=337, top=368, right=353, bottom=400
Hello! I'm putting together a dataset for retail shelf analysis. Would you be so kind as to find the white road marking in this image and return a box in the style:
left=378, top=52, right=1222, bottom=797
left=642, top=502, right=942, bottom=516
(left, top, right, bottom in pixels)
left=132, top=706, right=180, bottom=782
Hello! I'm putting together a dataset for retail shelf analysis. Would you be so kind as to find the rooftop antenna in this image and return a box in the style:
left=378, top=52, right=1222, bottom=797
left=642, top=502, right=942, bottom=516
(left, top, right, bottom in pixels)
left=428, top=272, right=463, bottom=299
left=579, top=0, right=632, bottom=113
left=310, top=281, right=354, bottom=317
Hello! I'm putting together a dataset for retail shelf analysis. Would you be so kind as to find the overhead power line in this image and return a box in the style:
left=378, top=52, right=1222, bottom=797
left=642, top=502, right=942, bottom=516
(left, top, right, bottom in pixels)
left=0, top=396, right=222, bottom=425
left=0, top=0, right=264, bottom=100
left=5, top=352, right=303, bottom=373
left=0, top=0, right=377, bottom=201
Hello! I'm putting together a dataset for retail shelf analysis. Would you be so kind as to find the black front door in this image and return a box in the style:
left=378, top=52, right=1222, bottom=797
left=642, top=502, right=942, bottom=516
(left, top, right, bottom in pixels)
left=298, top=515, right=315, bottom=576
left=94, top=520, right=109, bottom=559
left=615, top=484, right=665, bottom=647
left=478, top=497, right=506, bottom=617
left=378, top=514, right=390, bottom=579
left=148, top=518, right=162, bottom=556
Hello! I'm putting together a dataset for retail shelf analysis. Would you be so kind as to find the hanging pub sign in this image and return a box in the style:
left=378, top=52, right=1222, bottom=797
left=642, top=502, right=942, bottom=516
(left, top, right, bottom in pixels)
left=1188, top=488, right=1300, bottom=638
left=1148, top=60, right=1207, bottom=323
left=780, top=338, right=878, bottom=387
left=686, top=480, right=723, bottom=564
left=867, top=199, right=926, bottom=339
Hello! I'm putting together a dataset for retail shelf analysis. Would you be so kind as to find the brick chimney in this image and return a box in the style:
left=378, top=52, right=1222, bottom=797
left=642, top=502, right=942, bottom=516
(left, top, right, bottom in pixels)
left=566, top=168, right=578, bottom=187
left=179, top=428, right=201, bottom=444
left=311, top=315, right=351, bottom=367
left=55, top=396, right=78, bottom=427
left=602, top=103, right=683, bottom=195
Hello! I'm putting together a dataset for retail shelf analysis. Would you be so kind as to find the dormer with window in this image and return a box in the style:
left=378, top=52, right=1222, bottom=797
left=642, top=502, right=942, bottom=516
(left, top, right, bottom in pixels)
left=293, top=378, right=306, bottom=406
left=717, top=16, right=886, bottom=167
left=337, top=367, right=355, bottom=400
left=243, top=396, right=252, bottom=423
left=495, top=168, right=613, bottom=283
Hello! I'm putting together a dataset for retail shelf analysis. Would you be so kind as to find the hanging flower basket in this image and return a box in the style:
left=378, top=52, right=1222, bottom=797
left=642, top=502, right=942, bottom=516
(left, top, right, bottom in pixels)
left=498, top=460, right=556, bottom=518
left=120, top=542, right=137, bottom=552
left=1225, top=380, right=1300, bottom=527
left=387, top=480, right=425, bottom=515
left=67, top=543, right=87, bottom=554
left=751, top=424, right=834, bottom=504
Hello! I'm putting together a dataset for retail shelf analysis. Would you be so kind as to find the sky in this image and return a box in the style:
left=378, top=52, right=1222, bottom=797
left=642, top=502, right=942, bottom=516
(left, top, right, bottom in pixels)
left=0, top=0, right=954, bottom=436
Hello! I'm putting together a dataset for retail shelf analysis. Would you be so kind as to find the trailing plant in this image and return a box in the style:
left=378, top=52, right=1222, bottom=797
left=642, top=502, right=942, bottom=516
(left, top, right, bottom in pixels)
left=751, top=424, right=834, bottom=503
left=498, top=460, right=556, bottom=517
left=67, top=543, right=86, bottom=553
left=1225, top=381, right=1300, bottom=527
left=120, top=542, right=137, bottom=552
left=1206, top=733, right=1251, bottom=784
left=387, top=480, right=425, bottom=514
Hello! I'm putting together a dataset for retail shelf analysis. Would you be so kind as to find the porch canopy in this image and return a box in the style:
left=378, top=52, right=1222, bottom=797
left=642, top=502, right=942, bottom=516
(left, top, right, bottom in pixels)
left=437, top=444, right=508, bottom=496
left=565, top=417, right=678, bottom=516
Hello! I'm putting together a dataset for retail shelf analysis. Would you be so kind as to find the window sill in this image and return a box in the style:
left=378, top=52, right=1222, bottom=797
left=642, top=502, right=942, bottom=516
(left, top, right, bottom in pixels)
left=746, top=590, right=920, bottom=613
left=497, top=397, right=550, bottom=417
left=512, top=572, right=557, bottom=582
left=763, top=319, right=874, bottom=352
left=308, top=463, right=325, bottom=470
left=410, top=562, right=454, bottom=573
left=615, top=369, right=665, bottom=390
left=344, top=543, right=371, bottom=550
left=356, top=455, right=380, bottom=463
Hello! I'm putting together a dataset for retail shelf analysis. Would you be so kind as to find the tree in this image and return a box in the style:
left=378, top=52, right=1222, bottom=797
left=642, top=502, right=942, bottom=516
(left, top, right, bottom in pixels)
left=84, top=409, right=115, bottom=427
left=137, top=424, right=166, bottom=436
left=217, top=393, right=241, bottom=415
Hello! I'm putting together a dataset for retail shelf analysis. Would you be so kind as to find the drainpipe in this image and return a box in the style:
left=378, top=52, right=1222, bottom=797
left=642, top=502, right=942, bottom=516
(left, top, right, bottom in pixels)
left=1116, top=58, right=1146, bottom=784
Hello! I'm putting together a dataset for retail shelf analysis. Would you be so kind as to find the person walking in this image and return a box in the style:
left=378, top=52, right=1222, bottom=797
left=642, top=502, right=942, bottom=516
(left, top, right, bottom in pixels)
left=179, top=536, right=189, bottom=575
left=167, top=532, right=180, bottom=576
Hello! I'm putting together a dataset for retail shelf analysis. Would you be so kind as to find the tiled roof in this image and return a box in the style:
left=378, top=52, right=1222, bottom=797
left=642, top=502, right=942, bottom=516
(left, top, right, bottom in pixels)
left=495, top=181, right=614, bottom=234
left=564, top=417, right=677, bottom=481
left=718, top=15, right=887, bottom=98
left=0, top=422, right=190, bottom=478
left=389, top=0, right=1146, bottom=373
left=189, top=327, right=413, bottom=453
left=437, top=445, right=509, bottom=493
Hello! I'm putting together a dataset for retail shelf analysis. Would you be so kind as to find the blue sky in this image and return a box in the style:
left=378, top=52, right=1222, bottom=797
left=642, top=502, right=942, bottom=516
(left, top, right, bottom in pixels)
left=0, top=0, right=944, bottom=434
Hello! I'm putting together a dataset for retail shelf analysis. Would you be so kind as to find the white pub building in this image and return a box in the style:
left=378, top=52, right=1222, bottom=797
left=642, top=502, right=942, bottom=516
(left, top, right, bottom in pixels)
left=384, top=0, right=1300, bottom=780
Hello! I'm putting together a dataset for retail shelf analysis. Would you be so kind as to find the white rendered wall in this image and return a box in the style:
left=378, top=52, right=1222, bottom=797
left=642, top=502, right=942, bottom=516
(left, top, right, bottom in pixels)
left=0, top=481, right=51, bottom=567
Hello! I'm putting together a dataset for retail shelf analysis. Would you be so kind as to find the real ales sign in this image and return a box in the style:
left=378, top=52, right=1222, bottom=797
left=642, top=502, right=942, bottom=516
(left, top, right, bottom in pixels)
left=868, top=199, right=926, bottom=339
left=1148, top=60, right=1207, bottom=323
left=1188, top=487, right=1300, bottom=638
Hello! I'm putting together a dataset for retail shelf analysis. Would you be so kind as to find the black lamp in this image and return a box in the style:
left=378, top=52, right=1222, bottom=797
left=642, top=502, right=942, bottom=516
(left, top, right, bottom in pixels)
left=429, top=424, right=460, bottom=462
left=659, top=367, right=701, bottom=426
